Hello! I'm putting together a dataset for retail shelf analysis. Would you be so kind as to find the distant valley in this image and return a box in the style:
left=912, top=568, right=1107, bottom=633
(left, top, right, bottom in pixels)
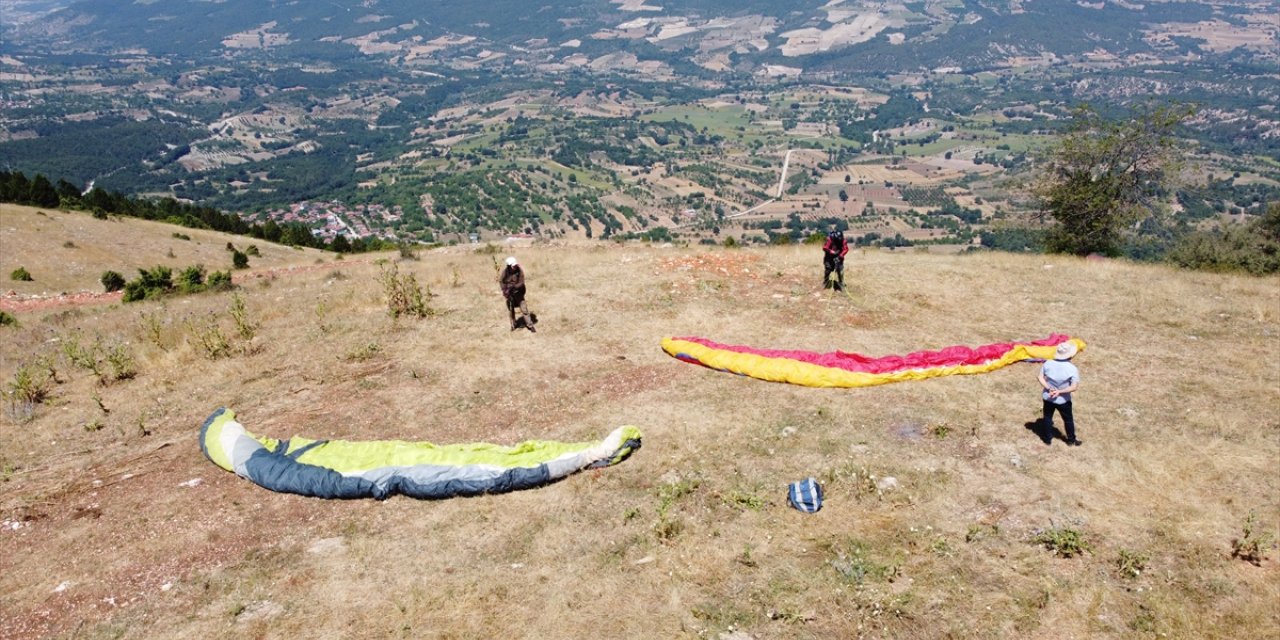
left=1, top=0, right=1276, bottom=249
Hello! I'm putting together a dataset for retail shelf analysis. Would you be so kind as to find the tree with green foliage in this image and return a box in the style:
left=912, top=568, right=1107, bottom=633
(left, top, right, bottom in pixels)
left=29, top=175, right=60, bottom=208
left=100, top=270, right=126, bottom=292
left=1035, top=104, right=1193, bottom=256
left=1168, top=202, right=1280, bottom=275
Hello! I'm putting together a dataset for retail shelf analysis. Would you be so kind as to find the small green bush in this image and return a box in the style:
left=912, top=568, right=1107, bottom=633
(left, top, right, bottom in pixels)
left=176, top=265, right=206, bottom=293
left=378, top=263, right=432, bottom=319
left=229, top=293, right=257, bottom=341
left=10, top=266, right=33, bottom=282
left=100, top=270, right=126, bottom=292
left=5, top=358, right=54, bottom=422
left=186, top=315, right=230, bottom=360
left=1116, top=549, right=1149, bottom=578
left=105, top=343, right=137, bottom=382
left=207, top=270, right=233, bottom=289
left=245, top=245, right=260, bottom=257
left=1231, top=511, right=1276, bottom=566
left=0, top=311, right=16, bottom=327
left=122, top=265, right=174, bottom=302
left=1032, top=526, right=1091, bottom=558
left=232, top=250, right=249, bottom=270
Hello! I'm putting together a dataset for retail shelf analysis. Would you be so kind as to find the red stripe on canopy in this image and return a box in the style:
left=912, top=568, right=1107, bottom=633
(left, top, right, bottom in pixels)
left=668, top=334, right=1072, bottom=375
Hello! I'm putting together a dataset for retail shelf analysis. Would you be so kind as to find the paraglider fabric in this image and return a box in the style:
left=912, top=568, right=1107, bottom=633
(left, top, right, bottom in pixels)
left=199, top=408, right=642, bottom=500
left=661, top=334, right=1085, bottom=388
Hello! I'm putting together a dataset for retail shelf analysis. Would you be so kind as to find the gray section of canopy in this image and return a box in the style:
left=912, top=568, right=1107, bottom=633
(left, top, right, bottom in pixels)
left=206, top=414, right=635, bottom=500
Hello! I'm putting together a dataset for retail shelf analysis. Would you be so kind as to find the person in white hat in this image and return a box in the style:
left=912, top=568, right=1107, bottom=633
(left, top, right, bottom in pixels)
left=498, top=256, right=535, bottom=332
left=1037, top=340, right=1081, bottom=445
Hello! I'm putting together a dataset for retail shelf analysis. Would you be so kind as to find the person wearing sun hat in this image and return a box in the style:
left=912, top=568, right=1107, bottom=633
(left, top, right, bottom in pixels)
left=1038, top=340, right=1081, bottom=445
left=498, top=256, right=535, bottom=332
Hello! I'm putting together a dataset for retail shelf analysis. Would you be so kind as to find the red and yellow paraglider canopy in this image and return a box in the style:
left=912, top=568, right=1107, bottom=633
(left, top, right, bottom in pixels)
left=661, top=334, right=1085, bottom=388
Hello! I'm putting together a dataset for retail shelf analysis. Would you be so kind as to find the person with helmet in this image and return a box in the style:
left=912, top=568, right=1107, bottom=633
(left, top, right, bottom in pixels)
left=499, top=256, right=536, bottom=332
left=822, top=229, right=849, bottom=291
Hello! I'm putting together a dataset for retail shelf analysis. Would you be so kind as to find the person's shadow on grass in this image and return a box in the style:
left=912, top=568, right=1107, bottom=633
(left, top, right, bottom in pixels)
left=1024, top=419, right=1066, bottom=446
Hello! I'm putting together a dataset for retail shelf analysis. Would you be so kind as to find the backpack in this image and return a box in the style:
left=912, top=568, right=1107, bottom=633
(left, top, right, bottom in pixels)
left=787, top=477, right=824, bottom=513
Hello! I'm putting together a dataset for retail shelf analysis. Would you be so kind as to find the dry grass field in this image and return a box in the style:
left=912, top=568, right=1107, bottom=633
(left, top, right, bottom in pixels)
left=1, top=204, right=1277, bottom=639
left=0, top=203, right=334, bottom=299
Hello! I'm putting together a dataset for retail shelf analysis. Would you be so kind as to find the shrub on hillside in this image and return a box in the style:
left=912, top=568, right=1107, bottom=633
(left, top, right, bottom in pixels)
left=10, top=266, right=33, bottom=282
left=378, top=262, right=433, bottom=319
left=122, top=266, right=174, bottom=302
left=121, top=264, right=233, bottom=303
left=980, top=227, right=1045, bottom=253
left=4, top=358, right=54, bottom=422
left=0, top=311, right=16, bottom=327
left=1168, top=203, right=1280, bottom=275
left=1231, top=511, right=1275, bottom=566
left=398, top=243, right=420, bottom=261
left=245, top=245, right=260, bottom=257
left=176, top=265, right=206, bottom=293
left=207, top=270, right=233, bottom=290
left=1032, top=526, right=1091, bottom=558
left=100, top=270, right=126, bottom=292
left=232, top=250, right=249, bottom=270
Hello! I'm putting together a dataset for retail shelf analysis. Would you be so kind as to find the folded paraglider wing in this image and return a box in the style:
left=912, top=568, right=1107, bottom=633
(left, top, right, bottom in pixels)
left=661, top=334, right=1085, bottom=388
left=200, top=408, right=641, bottom=500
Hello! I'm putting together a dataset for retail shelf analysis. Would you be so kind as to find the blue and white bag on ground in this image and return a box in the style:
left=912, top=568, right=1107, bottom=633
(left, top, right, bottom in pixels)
left=787, top=477, right=823, bottom=513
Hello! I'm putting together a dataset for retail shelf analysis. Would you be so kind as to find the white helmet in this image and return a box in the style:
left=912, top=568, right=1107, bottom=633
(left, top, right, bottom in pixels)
left=505, top=256, right=518, bottom=267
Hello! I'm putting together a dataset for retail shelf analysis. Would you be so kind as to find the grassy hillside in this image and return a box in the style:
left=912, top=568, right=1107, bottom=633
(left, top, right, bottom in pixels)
left=0, top=203, right=333, bottom=299
left=0, top=209, right=1277, bottom=638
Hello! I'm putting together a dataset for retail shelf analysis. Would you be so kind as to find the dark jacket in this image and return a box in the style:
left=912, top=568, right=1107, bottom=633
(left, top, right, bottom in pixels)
left=823, top=235, right=849, bottom=258
left=499, top=265, right=525, bottom=297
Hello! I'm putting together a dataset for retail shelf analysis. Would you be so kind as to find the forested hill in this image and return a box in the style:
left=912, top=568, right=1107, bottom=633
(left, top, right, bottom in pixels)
left=2, top=0, right=1274, bottom=249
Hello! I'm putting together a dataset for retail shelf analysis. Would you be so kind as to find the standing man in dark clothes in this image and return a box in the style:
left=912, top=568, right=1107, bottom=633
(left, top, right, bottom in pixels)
left=822, top=229, right=849, bottom=291
left=499, top=256, right=535, bottom=332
